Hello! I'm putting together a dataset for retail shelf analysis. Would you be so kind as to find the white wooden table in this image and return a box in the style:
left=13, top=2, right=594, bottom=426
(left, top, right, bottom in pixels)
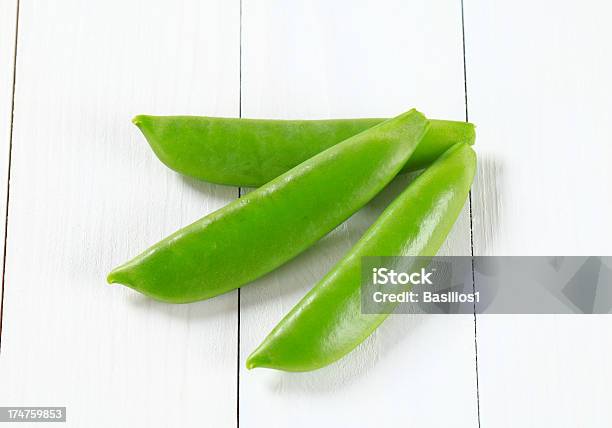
left=0, top=1, right=611, bottom=427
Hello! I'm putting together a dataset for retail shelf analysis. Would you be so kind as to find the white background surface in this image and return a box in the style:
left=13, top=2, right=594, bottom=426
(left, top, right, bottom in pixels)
left=0, top=0, right=611, bottom=427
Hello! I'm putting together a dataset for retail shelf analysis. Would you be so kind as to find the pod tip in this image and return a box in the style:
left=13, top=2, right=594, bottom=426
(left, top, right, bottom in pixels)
left=467, top=122, right=477, bottom=146
left=106, top=267, right=129, bottom=286
left=245, top=351, right=271, bottom=370
left=132, top=115, right=143, bottom=127
left=106, top=272, right=118, bottom=285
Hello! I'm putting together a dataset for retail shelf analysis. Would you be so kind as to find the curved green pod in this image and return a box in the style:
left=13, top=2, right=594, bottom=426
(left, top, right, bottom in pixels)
left=108, top=109, right=428, bottom=303
left=247, top=142, right=476, bottom=372
left=133, top=114, right=475, bottom=187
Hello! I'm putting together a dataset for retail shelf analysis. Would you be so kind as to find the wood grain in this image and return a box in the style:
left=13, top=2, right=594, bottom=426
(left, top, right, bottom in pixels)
left=239, top=1, right=477, bottom=427
left=0, top=1, right=240, bottom=426
left=465, top=0, right=612, bottom=426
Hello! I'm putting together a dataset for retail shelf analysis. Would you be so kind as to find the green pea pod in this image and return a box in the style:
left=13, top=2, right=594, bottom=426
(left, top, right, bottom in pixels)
left=247, top=142, right=476, bottom=372
left=133, top=115, right=475, bottom=187
left=108, top=109, right=428, bottom=303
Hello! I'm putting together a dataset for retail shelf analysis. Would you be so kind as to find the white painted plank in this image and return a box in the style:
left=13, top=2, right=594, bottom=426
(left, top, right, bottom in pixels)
left=0, top=1, right=239, bottom=427
left=239, top=1, right=477, bottom=427
left=465, top=0, right=612, bottom=426
left=0, top=0, right=18, bottom=333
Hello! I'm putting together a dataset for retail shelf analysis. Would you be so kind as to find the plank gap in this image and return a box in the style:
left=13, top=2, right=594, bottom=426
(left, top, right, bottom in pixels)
left=460, top=0, right=482, bottom=425
left=236, top=0, right=243, bottom=427
left=0, top=0, right=21, bottom=354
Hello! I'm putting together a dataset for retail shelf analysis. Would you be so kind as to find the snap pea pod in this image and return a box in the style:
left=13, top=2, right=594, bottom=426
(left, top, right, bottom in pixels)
left=246, top=142, right=476, bottom=372
left=108, top=109, right=428, bottom=303
left=133, top=114, right=475, bottom=187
